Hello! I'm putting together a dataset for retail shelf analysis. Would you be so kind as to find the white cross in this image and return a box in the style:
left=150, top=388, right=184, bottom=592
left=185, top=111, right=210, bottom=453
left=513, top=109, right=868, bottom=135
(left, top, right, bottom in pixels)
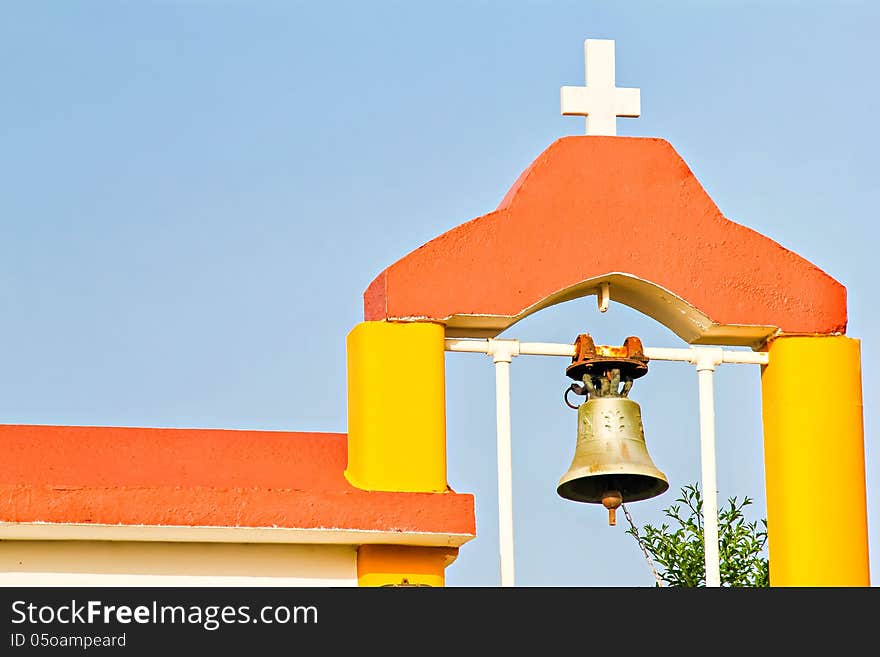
left=561, top=39, right=641, bottom=136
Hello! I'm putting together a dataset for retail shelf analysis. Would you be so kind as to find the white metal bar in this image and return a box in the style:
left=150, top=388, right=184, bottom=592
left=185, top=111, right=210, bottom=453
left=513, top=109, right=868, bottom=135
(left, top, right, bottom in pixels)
left=720, top=350, right=769, bottom=365
left=445, top=339, right=769, bottom=365
left=493, top=358, right=516, bottom=587
left=445, top=338, right=495, bottom=353
left=518, top=341, right=577, bottom=357
left=646, top=347, right=767, bottom=365
left=696, top=366, right=721, bottom=587
left=643, top=346, right=767, bottom=365
left=642, top=347, right=687, bottom=361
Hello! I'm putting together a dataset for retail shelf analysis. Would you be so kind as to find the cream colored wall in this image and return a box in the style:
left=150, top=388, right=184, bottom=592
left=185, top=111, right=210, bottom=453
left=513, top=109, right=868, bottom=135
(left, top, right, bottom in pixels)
left=0, top=541, right=358, bottom=586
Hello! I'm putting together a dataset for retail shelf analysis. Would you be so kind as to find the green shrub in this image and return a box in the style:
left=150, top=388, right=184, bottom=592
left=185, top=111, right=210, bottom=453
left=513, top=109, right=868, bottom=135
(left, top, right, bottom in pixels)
left=625, top=482, right=769, bottom=587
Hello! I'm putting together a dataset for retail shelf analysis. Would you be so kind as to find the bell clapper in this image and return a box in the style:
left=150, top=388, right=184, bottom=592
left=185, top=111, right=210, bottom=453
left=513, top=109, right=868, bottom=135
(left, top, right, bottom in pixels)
left=602, top=490, right=623, bottom=526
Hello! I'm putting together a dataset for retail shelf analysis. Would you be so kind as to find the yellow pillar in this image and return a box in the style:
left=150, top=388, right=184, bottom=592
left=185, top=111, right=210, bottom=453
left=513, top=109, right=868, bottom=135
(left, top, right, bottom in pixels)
left=761, top=335, right=869, bottom=586
left=357, top=545, right=457, bottom=587
left=346, top=321, right=451, bottom=585
left=345, top=320, right=447, bottom=492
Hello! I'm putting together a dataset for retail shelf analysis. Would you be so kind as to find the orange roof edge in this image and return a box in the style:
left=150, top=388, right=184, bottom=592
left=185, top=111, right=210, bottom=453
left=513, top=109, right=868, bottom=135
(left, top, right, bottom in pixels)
left=0, top=425, right=475, bottom=541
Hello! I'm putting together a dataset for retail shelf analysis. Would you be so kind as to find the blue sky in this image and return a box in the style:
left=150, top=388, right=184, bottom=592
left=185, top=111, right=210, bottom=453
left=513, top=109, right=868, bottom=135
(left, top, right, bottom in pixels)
left=1, top=1, right=877, bottom=586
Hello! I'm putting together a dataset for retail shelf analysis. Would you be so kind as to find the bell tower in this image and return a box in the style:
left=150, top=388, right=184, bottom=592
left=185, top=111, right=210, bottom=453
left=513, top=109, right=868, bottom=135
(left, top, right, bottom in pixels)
left=347, top=38, right=868, bottom=587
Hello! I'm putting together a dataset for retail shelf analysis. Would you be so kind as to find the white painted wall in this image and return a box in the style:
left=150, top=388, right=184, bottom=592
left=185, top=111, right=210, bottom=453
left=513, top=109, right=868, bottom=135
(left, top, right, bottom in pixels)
left=0, top=541, right=358, bottom=586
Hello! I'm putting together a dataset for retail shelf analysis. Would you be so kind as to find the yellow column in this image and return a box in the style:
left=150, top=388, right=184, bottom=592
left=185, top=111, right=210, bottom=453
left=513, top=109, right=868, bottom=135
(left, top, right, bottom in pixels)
left=346, top=321, right=451, bottom=585
left=761, top=335, right=869, bottom=586
left=345, top=320, right=447, bottom=492
left=357, top=545, right=457, bottom=587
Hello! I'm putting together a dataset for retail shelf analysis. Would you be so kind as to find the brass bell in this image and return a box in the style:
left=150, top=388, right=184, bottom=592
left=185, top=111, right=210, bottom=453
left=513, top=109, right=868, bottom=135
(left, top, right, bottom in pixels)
left=557, top=334, right=669, bottom=525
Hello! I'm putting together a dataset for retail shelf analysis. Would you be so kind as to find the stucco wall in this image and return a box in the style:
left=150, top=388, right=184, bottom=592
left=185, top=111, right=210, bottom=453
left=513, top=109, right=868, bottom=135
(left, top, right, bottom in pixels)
left=0, top=541, right=358, bottom=586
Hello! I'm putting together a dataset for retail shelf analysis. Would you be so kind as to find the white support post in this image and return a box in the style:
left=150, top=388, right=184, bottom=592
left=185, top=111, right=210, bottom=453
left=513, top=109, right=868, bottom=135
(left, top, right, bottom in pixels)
left=487, top=339, right=519, bottom=587
left=692, top=348, right=724, bottom=588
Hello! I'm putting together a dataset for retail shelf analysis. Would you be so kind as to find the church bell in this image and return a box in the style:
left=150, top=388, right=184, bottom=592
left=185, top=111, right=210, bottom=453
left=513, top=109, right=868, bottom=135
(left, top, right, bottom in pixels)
left=557, top=334, right=669, bottom=525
